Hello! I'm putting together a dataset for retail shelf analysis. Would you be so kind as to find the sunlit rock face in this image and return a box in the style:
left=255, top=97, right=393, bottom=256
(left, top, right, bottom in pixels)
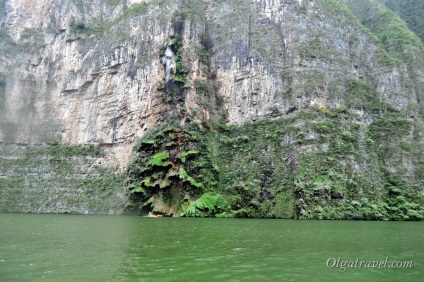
left=0, top=0, right=423, bottom=216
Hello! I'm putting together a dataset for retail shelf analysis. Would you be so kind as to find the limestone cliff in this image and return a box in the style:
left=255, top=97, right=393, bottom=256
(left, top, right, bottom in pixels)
left=1, top=0, right=423, bottom=219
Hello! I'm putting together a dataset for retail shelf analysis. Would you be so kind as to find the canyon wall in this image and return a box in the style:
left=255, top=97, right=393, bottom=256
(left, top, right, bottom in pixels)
left=1, top=0, right=423, bottom=219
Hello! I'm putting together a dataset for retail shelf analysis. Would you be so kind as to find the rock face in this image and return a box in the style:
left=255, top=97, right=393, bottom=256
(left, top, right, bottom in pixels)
left=0, top=143, right=125, bottom=214
left=0, top=0, right=423, bottom=218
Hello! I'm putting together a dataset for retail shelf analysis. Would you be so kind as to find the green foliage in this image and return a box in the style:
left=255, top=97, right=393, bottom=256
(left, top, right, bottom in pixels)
left=370, top=4, right=422, bottom=54
left=345, top=0, right=424, bottom=67
left=319, top=0, right=356, bottom=16
left=298, top=37, right=325, bottom=60
left=0, top=145, right=124, bottom=214
left=2, top=107, right=421, bottom=219
left=370, top=113, right=412, bottom=141
left=125, top=123, right=218, bottom=215
left=336, top=106, right=348, bottom=113
left=384, top=180, right=424, bottom=221
left=367, top=9, right=422, bottom=61
left=180, top=193, right=226, bottom=217
left=215, top=118, right=298, bottom=218
left=177, top=150, right=198, bottom=163
left=383, top=0, right=424, bottom=42
left=148, top=151, right=170, bottom=167
left=344, top=78, right=378, bottom=110
left=170, top=36, right=188, bottom=84
left=212, top=107, right=423, bottom=220
left=194, top=80, right=210, bottom=94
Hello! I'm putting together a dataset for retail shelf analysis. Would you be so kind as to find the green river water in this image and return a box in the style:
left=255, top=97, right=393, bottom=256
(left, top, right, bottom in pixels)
left=0, top=214, right=423, bottom=281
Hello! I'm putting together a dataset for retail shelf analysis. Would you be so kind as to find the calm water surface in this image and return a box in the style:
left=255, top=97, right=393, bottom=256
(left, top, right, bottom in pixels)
left=0, top=214, right=423, bottom=281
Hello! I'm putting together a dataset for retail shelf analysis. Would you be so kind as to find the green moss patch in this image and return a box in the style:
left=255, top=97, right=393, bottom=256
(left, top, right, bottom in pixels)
left=0, top=145, right=125, bottom=214
left=125, top=123, right=218, bottom=215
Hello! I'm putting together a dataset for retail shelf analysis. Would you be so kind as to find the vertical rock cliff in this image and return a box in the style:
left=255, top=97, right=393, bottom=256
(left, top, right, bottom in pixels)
left=0, top=0, right=423, bottom=219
